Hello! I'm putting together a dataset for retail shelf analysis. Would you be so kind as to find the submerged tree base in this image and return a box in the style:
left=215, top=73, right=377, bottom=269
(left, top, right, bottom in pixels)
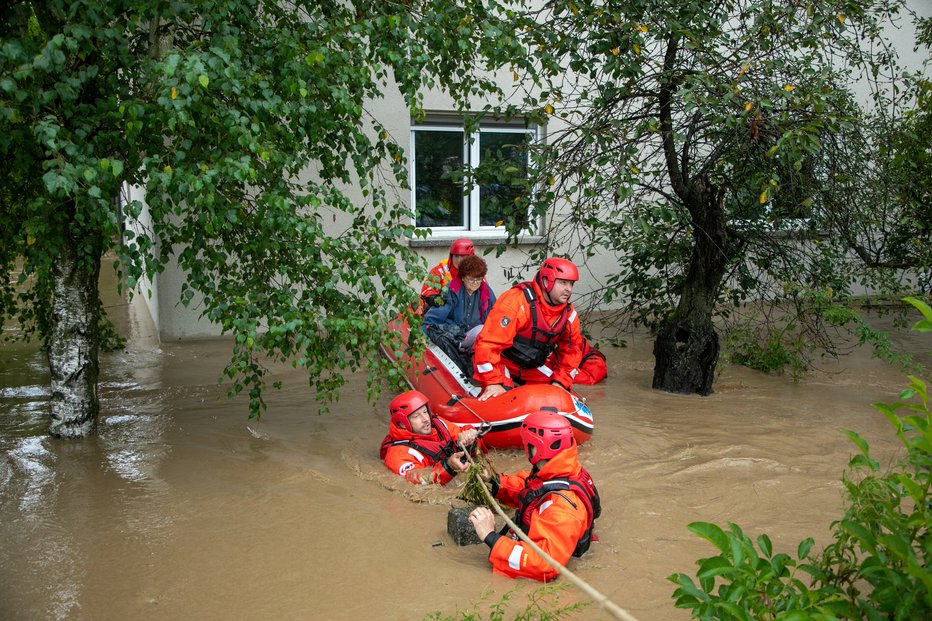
left=652, top=319, right=720, bottom=396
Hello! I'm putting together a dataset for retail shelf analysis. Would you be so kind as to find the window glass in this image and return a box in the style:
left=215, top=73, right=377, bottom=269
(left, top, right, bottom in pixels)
left=478, top=131, right=531, bottom=228
left=413, top=130, right=464, bottom=228
left=411, top=122, right=537, bottom=234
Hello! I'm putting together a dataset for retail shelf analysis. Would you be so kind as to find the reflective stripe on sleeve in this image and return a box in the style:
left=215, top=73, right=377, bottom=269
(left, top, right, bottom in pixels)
left=407, top=447, right=426, bottom=463
left=477, top=362, right=494, bottom=374
left=537, top=365, right=553, bottom=377
left=508, top=545, right=523, bottom=571
left=539, top=499, right=555, bottom=515
left=569, top=310, right=577, bottom=322
left=570, top=368, right=578, bottom=378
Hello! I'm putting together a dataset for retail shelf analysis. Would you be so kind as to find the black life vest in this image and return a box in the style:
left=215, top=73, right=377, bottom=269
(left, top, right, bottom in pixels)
left=378, top=419, right=455, bottom=462
left=511, top=467, right=601, bottom=558
left=502, top=283, right=574, bottom=369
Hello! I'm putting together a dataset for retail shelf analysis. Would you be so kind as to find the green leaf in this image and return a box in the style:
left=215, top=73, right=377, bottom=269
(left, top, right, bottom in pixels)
left=842, top=428, right=871, bottom=457
left=668, top=573, right=711, bottom=603
left=839, top=519, right=877, bottom=551
left=687, top=522, right=730, bottom=553
left=903, top=297, right=932, bottom=325
left=199, top=74, right=209, bottom=88
left=697, top=556, right=734, bottom=579
left=757, top=533, right=773, bottom=558
left=797, top=537, right=814, bottom=560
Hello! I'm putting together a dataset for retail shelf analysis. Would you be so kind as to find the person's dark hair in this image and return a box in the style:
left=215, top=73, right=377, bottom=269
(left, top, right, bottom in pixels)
left=458, top=255, right=487, bottom=280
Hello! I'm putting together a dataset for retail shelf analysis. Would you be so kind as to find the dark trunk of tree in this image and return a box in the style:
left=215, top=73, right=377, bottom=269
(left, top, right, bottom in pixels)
left=652, top=178, right=728, bottom=395
left=48, top=229, right=102, bottom=438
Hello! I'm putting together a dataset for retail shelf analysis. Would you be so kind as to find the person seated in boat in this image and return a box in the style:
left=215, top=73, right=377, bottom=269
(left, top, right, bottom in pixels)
left=467, top=411, right=600, bottom=582
left=422, top=255, right=496, bottom=373
left=380, top=390, right=478, bottom=485
left=472, top=258, right=583, bottom=401
left=520, top=336, right=608, bottom=385
left=421, top=238, right=475, bottom=310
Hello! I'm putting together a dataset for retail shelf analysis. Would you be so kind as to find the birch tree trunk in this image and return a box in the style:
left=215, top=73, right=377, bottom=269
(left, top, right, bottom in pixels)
left=48, top=227, right=101, bottom=438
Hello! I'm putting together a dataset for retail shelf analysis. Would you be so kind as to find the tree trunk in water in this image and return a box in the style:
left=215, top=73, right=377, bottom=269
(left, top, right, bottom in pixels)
left=48, top=231, right=101, bottom=438
left=652, top=179, right=728, bottom=395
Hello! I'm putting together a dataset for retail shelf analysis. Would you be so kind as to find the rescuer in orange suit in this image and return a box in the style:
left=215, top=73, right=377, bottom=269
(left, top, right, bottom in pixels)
left=467, top=411, right=601, bottom=582
left=421, top=238, right=475, bottom=310
left=379, top=390, right=478, bottom=485
left=472, top=258, right=583, bottom=401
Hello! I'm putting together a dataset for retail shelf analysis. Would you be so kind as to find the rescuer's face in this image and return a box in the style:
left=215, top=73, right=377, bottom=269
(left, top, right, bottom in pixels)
left=406, top=406, right=432, bottom=435
left=549, top=278, right=574, bottom=305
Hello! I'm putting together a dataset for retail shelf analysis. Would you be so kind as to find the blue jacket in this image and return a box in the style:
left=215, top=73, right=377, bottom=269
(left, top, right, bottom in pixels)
left=423, top=277, right=496, bottom=332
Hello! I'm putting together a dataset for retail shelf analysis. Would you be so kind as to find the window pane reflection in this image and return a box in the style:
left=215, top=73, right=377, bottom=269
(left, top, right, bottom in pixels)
left=414, top=131, right=464, bottom=228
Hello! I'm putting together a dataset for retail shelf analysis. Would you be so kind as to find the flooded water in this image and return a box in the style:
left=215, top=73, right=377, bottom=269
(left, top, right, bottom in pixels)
left=0, top=289, right=926, bottom=621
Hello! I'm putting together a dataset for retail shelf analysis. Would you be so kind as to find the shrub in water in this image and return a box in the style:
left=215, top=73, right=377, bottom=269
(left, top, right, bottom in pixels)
left=670, top=297, right=932, bottom=620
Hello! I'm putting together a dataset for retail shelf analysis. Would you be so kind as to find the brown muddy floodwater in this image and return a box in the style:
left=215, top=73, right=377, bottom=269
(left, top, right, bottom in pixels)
left=0, top=294, right=927, bottom=621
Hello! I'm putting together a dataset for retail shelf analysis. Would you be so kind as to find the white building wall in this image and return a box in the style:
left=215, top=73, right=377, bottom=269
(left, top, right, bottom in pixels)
left=122, top=183, right=161, bottom=336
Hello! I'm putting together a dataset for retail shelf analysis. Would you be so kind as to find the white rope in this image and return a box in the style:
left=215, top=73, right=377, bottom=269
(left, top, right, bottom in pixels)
left=477, top=478, right=641, bottom=621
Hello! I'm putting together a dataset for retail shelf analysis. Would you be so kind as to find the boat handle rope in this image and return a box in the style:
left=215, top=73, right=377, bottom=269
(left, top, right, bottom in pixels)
left=476, top=476, right=641, bottom=621
left=378, top=339, right=493, bottom=456
left=379, top=338, right=493, bottom=427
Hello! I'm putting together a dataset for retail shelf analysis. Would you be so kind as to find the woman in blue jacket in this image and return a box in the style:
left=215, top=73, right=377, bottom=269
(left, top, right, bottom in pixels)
left=423, top=255, right=496, bottom=371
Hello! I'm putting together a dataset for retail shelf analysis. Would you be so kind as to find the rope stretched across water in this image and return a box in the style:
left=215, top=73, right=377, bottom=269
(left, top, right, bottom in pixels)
left=378, top=340, right=493, bottom=426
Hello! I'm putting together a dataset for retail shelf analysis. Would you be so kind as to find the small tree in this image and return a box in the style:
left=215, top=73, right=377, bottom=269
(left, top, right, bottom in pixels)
left=497, top=0, right=928, bottom=393
left=0, top=0, right=525, bottom=436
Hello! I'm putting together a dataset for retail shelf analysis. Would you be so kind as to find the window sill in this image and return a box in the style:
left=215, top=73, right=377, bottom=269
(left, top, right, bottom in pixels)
left=408, top=235, right=547, bottom=249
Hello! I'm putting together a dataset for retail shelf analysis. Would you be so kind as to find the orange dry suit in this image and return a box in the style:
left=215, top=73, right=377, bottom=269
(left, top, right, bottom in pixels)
left=420, top=259, right=456, bottom=310
left=519, top=337, right=608, bottom=385
left=380, top=417, right=470, bottom=485
left=472, top=280, right=583, bottom=389
left=480, top=446, right=600, bottom=581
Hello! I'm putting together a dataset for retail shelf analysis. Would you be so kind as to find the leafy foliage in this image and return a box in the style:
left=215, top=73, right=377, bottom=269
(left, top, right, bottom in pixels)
left=490, top=0, right=928, bottom=377
left=0, top=0, right=525, bottom=419
left=458, top=456, right=499, bottom=506
left=669, top=297, right=932, bottom=619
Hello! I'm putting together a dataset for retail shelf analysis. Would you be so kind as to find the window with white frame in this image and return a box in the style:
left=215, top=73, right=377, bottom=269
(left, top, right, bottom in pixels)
left=410, top=120, right=538, bottom=234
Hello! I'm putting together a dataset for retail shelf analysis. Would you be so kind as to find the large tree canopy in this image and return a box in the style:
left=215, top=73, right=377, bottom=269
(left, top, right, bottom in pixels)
left=493, top=0, right=929, bottom=391
left=0, top=0, right=523, bottom=436
left=2, top=0, right=926, bottom=436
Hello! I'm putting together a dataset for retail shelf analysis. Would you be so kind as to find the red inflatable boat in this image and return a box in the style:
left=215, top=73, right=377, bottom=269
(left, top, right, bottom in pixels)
left=381, top=319, right=594, bottom=449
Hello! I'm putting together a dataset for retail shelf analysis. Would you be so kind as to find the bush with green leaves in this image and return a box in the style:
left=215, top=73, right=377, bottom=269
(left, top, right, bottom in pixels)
left=669, top=297, right=932, bottom=620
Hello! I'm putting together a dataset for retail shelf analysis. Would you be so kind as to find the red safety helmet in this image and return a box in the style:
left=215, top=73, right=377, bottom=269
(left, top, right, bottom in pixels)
left=520, top=410, right=575, bottom=465
left=449, top=238, right=475, bottom=264
left=536, top=257, right=579, bottom=293
left=389, top=390, right=431, bottom=430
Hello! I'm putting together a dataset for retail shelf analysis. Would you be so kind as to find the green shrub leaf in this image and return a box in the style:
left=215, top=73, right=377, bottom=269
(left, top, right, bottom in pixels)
left=688, top=522, right=730, bottom=553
